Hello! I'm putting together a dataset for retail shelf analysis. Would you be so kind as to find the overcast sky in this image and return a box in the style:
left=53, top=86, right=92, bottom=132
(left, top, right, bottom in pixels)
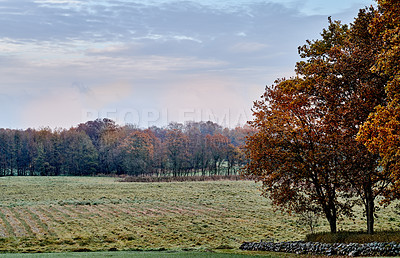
left=0, top=0, right=374, bottom=129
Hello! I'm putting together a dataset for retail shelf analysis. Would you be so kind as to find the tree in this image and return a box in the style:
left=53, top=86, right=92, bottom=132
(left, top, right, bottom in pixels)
left=0, top=129, right=16, bottom=176
left=33, top=128, right=56, bottom=176
left=298, top=10, right=389, bottom=234
left=245, top=10, right=388, bottom=233
left=206, top=134, right=229, bottom=175
left=62, top=130, right=98, bottom=176
left=244, top=78, right=352, bottom=233
left=226, top=144, right=241, bottom=175
left=99, top=125, right=126, bottom=174
left=50, top=129, right=65, bottom=176
left=149, top=126, right=168, bottom=176
left=0, top=130, right=9, bottom=176
left=185, top=126, right=205, bottom=175
left=77, top=118, right=117, bottom=149
left=118, top=130, right=154, bottom=176
left=357, top=0, right=400, bottom=203
left=34, top=143, right=49, bottom=176
left=166, top=129, right=189, bottom=176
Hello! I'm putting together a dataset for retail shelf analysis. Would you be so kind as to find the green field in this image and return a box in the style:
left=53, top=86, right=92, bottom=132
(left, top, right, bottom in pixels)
left=0, top=177, right=399, bottom=255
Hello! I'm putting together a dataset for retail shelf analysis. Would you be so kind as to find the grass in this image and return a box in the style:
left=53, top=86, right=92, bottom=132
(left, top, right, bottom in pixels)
left=0, top=177, right=398, bottom=255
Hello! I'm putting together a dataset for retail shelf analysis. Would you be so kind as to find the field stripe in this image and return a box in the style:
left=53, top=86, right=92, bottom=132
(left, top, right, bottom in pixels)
left=67, top=205, right=144, bottom=236
left=94, top=204, right=145, bottom=228
left=54, top=206, right=77, bottom=219
left=84, top=205, right=112, bottom=219
left=120, top=203, right=175, bottom=217
left=142, top=207, right=168, bottom=216
left=95, top=204, right=142, bottom=227
left=49, top=206, right=72, bottom=220
left=57, top=205, right=119, bottom=236
left=149, top=202, right=192, bottom=216
left=25, top=207, right=57, bottom=237
left=182, top=204, right=226, bottom=217
left=113, top=204, right=142, bottom=217
left=0, top=207, right=28, bottom=237
left=152, top=202, right=198, bottom=216
left=9, top=207, right=35, bottom=236
left=37, top=206, right=64, bottom=223
left=0, top=208, right=15, bottom=237
left=106, top=204, right=150, bottom=217
left=48, top=206, right=85, bottom=235
left=63, top=205, right=99, bottom=229
left=74, top=204, right=140, bottom=229
left=0, top=217, right=8, bottom=237
left=95, top=204, right=123, bottom=219
left=36, top=206, right=71, bottom=237
left=67, top=205, right=96, bottom=218
left=16, top=207, right=49, bottom=236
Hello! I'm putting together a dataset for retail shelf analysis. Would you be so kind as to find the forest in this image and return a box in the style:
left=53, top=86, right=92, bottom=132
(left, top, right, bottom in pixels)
left=0, top=119, right=252, bottom=177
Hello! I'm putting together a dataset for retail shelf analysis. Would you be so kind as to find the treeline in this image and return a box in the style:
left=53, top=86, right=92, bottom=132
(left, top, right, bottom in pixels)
left=0, top=119, right=253, bottom=177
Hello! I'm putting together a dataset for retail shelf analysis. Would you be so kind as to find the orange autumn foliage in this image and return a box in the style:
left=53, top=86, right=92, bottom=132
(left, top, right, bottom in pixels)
left=357, top=0, right=400, bottom=201
left=245, top=8, right=389, bottom=234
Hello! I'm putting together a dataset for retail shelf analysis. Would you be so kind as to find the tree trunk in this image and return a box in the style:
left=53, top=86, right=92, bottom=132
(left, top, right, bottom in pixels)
left=328, top=214, right=337, bottom=233
left=365, top=181, right=374, bottom=234
left=322, top=205, right=337, bottom=233
left=322, top=206, right=337, bottom=233
left=323, top=197, right=337, bottom=233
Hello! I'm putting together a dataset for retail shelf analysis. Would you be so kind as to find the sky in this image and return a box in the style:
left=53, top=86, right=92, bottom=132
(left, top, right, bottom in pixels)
left=0, top=0, right=375, bottom=129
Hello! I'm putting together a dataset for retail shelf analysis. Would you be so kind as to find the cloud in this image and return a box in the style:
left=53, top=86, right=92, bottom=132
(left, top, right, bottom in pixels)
left=20, top=81, right=134, bottom=128
left=229, top=42, right=268, bottom=53
left=0, top=94, right=22, bottom=129
left=85, top=44, right=131, bottom=56
left=150, top=73, right=258, bottom=127
left=0, top=1, right=337, bottom=69
left=0, top=0, right=376, bottom=128
left=72, top=81, right=90, bottom=93
left=21, top=87, right=84, bottom=129
left=296, top=0, right=375, bottom=16
left=83, top=82, right=133, bottom=109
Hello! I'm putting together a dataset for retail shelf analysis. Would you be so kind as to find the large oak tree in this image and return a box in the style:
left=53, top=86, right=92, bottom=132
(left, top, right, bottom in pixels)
left=245, top=8, right=388, bottom=233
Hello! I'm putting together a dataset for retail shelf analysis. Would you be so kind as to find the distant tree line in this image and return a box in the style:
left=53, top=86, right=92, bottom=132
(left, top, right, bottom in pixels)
left=0, top=119, right=252, bottom=177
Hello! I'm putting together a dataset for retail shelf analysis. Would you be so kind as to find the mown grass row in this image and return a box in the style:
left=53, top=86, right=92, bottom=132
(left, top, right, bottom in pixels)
left=119, top=175, right=244, bottom=182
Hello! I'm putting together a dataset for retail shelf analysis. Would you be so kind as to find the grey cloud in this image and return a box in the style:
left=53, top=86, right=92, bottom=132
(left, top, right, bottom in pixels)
left=0, top=0, right=346, bottom=77
left=0, top=93, right=28, bottom=129
left=68, top=1, right=328, bottom=70
left=0, top=1, right=322, bottom=42
left=72, top=81, right=90, bottom=94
